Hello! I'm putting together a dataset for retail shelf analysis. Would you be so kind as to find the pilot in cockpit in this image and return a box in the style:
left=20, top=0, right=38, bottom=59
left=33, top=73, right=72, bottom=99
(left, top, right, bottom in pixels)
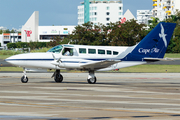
left=64, top=48, right=70, bottom=56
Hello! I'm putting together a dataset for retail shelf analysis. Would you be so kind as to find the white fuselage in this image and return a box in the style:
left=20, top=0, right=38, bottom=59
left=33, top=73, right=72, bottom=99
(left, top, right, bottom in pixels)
left=5, top=44, right=147, bottom=71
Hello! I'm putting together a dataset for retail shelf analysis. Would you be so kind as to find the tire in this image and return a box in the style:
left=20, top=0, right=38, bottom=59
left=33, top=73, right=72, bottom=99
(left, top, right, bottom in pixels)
left=87, top=77, right=97, bottom=84
left=21, top=76, right=28, bottom=83
left=54, top=74, right=63, bottom=83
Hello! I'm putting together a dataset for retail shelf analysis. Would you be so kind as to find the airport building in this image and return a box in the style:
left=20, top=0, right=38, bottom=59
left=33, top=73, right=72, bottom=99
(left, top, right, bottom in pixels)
left=78, top=0, right=123, bottom=25
left=0, top=11, right=76, bottom=48
left=21, top=11, right=76, bottom=43
left=0, top=33, right=21, bottom=49
left=152, top=0, right=180, bottom=21
left=137, top=10, right=153, bottom=25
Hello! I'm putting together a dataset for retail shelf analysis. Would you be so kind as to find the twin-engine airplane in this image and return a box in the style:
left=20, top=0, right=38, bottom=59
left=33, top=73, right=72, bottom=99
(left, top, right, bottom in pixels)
left=5, top=22, right=176, bottom=84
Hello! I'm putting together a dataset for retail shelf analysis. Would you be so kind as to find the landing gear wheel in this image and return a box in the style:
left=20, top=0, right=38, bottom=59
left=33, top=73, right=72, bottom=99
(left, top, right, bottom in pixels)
left=87, top=77, right=96, bottom=84
left=54, top=74, right=63, bottom=83
left=21, top=76, right=28, bottom=83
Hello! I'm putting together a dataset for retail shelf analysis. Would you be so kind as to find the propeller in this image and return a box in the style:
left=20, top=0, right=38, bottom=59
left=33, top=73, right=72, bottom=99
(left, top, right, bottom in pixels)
left=51, top=54, right=61, bottom=66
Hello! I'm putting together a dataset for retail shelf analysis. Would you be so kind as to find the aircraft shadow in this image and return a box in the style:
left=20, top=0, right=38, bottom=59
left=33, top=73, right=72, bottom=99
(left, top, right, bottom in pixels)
left=34, top=81, right=125, bottom=86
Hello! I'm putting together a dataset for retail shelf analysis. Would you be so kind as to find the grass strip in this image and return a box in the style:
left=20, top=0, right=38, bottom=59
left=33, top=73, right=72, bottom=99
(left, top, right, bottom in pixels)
left=0, top=55, right=12, bottom=60
left=0, top=67, right=23, bottom=71
left=119, top=65, right=180, bottom=73
left=164, top=53, right=180, bottom=58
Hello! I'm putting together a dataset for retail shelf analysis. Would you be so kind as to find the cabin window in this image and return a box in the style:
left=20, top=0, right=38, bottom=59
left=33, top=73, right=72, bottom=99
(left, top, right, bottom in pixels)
left=79, top=48, right=86, bottom=54
left=107, top=50, right=111, bottom=55
left=98, top=49, right=105, bottom=55
left=88, top=49, right=96, bottom=54
left=113, top=51, right=119, bottom=55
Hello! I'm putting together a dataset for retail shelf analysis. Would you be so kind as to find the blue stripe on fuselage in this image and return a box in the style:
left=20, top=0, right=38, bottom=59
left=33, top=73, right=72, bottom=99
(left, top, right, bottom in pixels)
left=5, top=58, right=108, bottom=61
left=5, top=59, right=54, bottom=61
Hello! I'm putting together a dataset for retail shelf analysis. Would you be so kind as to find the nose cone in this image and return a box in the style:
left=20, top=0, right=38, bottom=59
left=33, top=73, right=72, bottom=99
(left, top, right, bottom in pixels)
left=5, top=55, right=15, bottom=61
left=5, top=54, right=22, bottom=66
left=5, top=53, right=55, bottom=68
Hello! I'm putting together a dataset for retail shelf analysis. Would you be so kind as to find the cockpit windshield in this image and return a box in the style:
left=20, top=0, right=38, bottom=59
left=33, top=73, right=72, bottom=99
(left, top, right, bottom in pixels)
left=47, top=45, right=63, bottom=53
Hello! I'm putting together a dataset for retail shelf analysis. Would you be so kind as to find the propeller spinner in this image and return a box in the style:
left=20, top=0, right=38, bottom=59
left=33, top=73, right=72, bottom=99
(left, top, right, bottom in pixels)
left=51, top=54, right=61, bottom=66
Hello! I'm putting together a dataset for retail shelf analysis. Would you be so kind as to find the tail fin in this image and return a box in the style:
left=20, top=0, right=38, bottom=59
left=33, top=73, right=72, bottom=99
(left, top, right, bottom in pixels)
left=130, top=22, right=176, bottom=59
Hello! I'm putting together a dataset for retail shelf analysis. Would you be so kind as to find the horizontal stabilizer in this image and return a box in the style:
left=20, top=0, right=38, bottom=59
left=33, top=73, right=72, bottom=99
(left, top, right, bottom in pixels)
left=144, top=57, right=174, bottom=62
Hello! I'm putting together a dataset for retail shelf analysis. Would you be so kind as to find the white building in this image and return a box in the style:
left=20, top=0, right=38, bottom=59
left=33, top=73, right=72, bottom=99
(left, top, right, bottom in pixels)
left=152, top=0, right=180, bottom=21
left=137, top=10, right=153, bottom=25
left=0, top=33, right=21, bottom=48
left=21, top=11, right=76, bottom=42
left=0, top=26, right=21, bottom=49
left=78, top=0, right=123, bottom=25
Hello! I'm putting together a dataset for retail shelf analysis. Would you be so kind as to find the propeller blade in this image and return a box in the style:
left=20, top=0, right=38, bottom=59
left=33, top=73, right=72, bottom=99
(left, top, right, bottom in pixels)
left=57, top=57, right=61, bottom=62
left=52, top=54, right=56, bottom=61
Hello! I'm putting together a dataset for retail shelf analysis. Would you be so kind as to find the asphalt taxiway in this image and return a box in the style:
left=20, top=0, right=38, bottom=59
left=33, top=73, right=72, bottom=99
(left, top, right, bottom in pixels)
left=0, top=73, right=180, bottom=120
left=0, top=59, right=14, bottom=67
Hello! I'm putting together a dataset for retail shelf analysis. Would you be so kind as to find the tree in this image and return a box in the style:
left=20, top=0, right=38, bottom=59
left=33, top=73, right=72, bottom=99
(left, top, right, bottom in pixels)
left=68, top=20, right=147, bottom=46
left=165, top=10, right=180, bottom=53
left=108, top=19, right=147, bottom=46
left=0, top=30, right=2, bottom=34
left=16, top=42, right=28, bottom=48
left=165, top=10, right=180, bottom=23
left=148, top=17, right=160, bottom=29
left=4, top=29, right=10, bottom=33
left=69, top=22, right=108, bottom=45
left=10, top=29, right=16, bottom=33
left=171, top=22, right=180, bottom=53
left=7, top=43, right=17, bottom=48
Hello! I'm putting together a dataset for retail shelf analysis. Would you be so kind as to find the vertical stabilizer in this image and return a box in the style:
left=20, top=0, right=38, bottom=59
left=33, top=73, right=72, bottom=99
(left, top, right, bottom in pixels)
left=127, top=22, right=176, bottom=61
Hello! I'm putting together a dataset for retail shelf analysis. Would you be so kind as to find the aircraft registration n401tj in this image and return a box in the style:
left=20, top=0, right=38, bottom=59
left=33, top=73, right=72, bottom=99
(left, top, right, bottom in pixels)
left=5, top=22, right=176, bottom=84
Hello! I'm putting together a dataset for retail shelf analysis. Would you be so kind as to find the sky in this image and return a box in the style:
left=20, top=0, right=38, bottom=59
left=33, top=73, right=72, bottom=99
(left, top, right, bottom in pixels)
left=0, top=0, right=153, bottom=30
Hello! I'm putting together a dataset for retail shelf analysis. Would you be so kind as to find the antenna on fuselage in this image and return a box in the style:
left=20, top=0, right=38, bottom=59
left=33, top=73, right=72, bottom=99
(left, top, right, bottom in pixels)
left=68, top=40, right=73, bottom=45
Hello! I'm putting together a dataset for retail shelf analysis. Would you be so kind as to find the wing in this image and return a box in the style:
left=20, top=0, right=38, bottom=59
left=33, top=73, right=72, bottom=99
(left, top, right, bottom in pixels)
left=80, top=60, right=121, bottom=70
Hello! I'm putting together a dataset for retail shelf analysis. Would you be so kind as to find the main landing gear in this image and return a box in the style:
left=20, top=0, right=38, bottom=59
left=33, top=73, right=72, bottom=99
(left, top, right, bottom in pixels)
left=21, top=68, right=28, bottom=83
left=87, top=70, right=97, bottom=84
left=52, top=70, right=97, bottom=84
left=52, top=70, right=63, bottom=83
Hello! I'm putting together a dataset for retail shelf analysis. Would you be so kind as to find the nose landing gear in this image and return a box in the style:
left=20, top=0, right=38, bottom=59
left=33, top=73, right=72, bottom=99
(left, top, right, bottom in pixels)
left=52, top=70, right=63, bottom=83
left=21, top=68, right=28, bottom=83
